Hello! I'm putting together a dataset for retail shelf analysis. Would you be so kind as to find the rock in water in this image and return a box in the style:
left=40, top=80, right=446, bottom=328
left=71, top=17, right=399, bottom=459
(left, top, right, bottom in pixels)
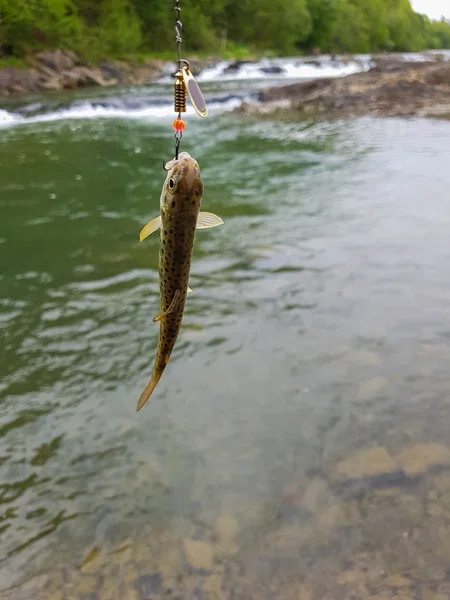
left=215, top=515, right=238, bottom=543
left=183, top=539, right=214, bottom=571
left=358, top=376, right=389, bottom=401
left=396, top=443, right=450, bottom=476
left=301, top=477, right=329, bottom=513
left=259, top=66, right=285, bottom=75
left=215, top=514, right=239, bottom=557
left=334, top=447, right=398, bottom=480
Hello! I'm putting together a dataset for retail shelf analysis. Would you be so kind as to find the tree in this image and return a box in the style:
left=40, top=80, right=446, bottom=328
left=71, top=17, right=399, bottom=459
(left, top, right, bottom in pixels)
left=0, top=0, right=83, bottom=54
left=1, top=0, right=450, bottom=60
left=226, top=0, right=312, bottom=54
left=302, top=0, right=338, bottom=52
left=329, top=0, right=371, bottom=53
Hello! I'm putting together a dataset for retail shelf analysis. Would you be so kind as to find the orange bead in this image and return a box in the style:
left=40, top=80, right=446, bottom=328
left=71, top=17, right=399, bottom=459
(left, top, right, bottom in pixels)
left=173, top=118, right=186, bottom=133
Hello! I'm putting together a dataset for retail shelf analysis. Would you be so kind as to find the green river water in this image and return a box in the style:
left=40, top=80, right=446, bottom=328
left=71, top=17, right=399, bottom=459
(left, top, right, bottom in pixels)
left=1, top=80, right=450, bottom=600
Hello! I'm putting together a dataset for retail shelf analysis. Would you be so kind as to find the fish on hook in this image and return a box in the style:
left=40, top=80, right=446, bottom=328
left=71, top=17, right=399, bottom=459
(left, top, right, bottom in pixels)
left=137, top=151, right=223, bottom=411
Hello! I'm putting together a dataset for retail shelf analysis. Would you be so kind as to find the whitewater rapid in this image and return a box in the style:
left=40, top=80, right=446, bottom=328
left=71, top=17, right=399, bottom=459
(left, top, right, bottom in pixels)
left=1, top=51, right=448, bottom=130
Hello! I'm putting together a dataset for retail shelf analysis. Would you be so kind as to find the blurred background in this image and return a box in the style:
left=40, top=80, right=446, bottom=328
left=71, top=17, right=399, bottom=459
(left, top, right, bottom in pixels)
left=1, top=2, right=450, bottom=600
left=1, top=0, right=450, bottom=60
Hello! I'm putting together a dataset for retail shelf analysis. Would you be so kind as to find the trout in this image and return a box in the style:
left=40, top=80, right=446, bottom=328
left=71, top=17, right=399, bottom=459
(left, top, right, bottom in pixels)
left=137, top=151, right=223, bottom=411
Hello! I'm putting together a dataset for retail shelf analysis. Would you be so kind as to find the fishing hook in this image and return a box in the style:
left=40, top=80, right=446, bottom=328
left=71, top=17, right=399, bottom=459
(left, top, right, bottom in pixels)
left=174, top=131, right=182, bottom=160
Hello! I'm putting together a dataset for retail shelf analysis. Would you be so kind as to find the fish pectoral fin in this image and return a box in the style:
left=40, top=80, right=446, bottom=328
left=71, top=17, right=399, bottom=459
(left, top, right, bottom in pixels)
left=153, top=289, right=181, bottom=322
left=187, top=287, right=192, bottom=293
left=139, top=215, right=161, bottom=241
left=196, top=212, right=224, bottom=229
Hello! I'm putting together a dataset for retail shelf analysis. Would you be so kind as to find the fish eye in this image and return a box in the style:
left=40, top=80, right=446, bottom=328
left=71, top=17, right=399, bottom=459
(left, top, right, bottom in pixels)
left=169, top=178, right=175, bottom=190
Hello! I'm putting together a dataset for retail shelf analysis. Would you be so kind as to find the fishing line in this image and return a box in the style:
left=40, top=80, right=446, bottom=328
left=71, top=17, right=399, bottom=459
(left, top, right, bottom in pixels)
left=172, top=0, right=208, bottom=159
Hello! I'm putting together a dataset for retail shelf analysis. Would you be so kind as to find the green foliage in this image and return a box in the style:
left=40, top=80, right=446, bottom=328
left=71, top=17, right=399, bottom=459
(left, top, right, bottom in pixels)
left=0, top=0, right=83, bottom=54
left=425, top=18, right=450, bottom=49
left=131, top=0, right=172, bottom=51
left=387, top=0, right=420, bottom=50
left=302, top=0, right=337, bottom=52
left=329, top=0, right=371, bottom=53
left=0, top=56, right=28, bottom=69
left=0, top=0, right=450, bottom=60
left=223, top=0, right=312, bottom=55
left=96, top=0, right=142, bottom=56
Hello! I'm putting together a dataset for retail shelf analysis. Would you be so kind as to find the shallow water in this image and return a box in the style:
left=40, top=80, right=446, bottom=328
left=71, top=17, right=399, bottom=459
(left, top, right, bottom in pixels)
left=1, top=82, right=450, bottom=599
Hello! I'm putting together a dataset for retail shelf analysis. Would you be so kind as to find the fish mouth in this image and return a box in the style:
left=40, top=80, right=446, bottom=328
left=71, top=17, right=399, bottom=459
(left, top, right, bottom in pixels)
left=164, top=151, right=197, bottom=171
left=170, top=152, right=201, bottom=191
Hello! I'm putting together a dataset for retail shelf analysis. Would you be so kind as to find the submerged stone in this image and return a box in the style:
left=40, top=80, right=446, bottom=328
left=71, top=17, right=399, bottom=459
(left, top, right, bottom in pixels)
left=215, top=515, right=238, bottom=544
left=358, top=376, right=390, bottom=401
left=395, top=443, right=450, bottom=476
left=301, top=477, right=329, bottom=513
left=71, top=574, right=99, bottom=595
left=135, top=573, right=163, bottom=598
left=384, top=574, right=411, bottom=588
left=183, top=539, right=214, bottom=571
left=214, top=515, right=239, bottom=557
left=335, top=447, right=398, bottom=480
left=337, top=570, right=366, bottom=585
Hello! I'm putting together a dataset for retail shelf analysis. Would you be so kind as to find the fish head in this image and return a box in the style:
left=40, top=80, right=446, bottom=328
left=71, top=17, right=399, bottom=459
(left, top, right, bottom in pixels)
left=161, top=151, right=203, bottom=213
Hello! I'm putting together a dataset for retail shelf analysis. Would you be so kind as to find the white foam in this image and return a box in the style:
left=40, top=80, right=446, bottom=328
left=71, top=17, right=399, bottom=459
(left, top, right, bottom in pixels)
left=0, top=109, right=23, bottom=126
left=0, top=97, right=242, bottom=130
left=400, top=50, right=450, bottom=62
left=195, top=56, right=373, bottom=82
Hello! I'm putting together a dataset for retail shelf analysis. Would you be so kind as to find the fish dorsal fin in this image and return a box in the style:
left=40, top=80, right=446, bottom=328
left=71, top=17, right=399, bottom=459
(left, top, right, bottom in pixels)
left=196, top=212, right=224, bottom=229
left=153, top=289, right=180, bottom=322
left=140, top=216, right=161, bottom=241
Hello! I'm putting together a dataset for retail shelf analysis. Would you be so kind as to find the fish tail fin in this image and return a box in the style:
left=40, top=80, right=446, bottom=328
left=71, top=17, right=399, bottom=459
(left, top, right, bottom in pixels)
left=136, top=370, right=163, bottom=411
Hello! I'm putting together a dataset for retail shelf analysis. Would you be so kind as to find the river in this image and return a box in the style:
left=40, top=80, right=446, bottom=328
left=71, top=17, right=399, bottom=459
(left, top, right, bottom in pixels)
left=1, top=56, right=450, bottom=599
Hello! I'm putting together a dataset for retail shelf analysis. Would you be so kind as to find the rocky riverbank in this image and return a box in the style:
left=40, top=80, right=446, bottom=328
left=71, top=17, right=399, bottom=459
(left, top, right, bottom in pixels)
left=237, top=53, right=450, bottom=119
left=0, top=50, right=222, bottom=96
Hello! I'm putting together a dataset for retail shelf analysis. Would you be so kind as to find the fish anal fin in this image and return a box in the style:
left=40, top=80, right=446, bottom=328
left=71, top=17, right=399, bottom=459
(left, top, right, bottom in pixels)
left=187, top=286, right=192, bottom=293
left=140, top=216, right=161, bottom=241
left=196, top=212, right=224, bottom=229
left=153, top=289, right=180, bottom=322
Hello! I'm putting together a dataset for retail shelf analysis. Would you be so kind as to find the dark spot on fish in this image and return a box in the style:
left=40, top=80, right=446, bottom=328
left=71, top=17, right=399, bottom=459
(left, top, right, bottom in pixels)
left=170, top=229, right=174, bottom=234
left=171, top=201, right=175, bottom=208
